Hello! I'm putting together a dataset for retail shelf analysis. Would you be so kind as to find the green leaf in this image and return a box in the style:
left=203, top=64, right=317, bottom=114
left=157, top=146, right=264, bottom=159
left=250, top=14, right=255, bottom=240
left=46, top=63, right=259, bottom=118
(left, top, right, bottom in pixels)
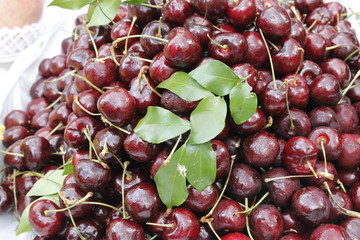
left=184, top=142, right=216, bottom=192
left=158, top=72, right=213, bottom=102
left=154, top=144, right=189, bottom=208
left=189, top=96, right=227, bottom=144
left=26, top=170, right=66, bottom=197
left=63, top=158, right=74, bottom=176
left=134, top=106, right=191, bottom=144
left=189, top=60, right=241, bottom=96
left=16, top=194, right=59, bottom=235
left=123, top=0, right=149, bottom=4
left=48, top=0, right=94, bottom=9
left=229, top=82, right=258, bottom=125
left=87, top=0, right=121, bottom=26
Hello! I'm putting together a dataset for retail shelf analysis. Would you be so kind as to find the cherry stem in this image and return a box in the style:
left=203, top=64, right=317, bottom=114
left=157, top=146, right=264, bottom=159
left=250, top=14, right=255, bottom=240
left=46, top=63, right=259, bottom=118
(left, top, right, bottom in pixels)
left=258, top=28, right=277, bottom=89
left=72, top=73, right=104, bottom=94
left=68, top=208, right=86, bottom=240
left=84, top=24, right=99, bottom=58
left=124, top=16, right=138, bottom=55
left=207, top=34, right=228, bottom=51
left=138, top=66, right=162, bottom=98
left=267, top=40, right=279, bottom=52
left=326, top=44, right=359, bottom=51
left=45, top=192, right=94, bottom=215
left=74, top=95, right=102, bottom=116
left=285, top=81, right=295, bottom=130
left=337, top=179, right=347, bottom=193
left=45, top=96, right=61, bottom=110
left=157, top=17, right=163, bottom=38
left=122, top=161, right=130, bottom=219
left=147, top=234, right=158, bottom=240
left=206, top=221, right=222, bottom=240
left=12, top=169, right=19, bottom=220
left=264, top=174, right=314, bottom=183
left=235, top=192, right=270, bottom=215
left=339, top=69, right=360, bottom=103
left=263, top=116, right=273, bottom=129
left=145, top=222, right=175, bottom=228
left=319, top=139, right=330, bottom=176
left=306, top=18, right=318, bottom=32
left=140, top=3, right=163, bottom=9
left=162, top=135, right=182, bottom=166
left=307, top=161, right=319, bottom=178
left=100, top=116, right=131, bottom=135
left=245, top=198, right=255, bottom=240
left=47, top=122, right=63, bottom=138
left=323, top=181, right=360, bottom=218
left=344, top=47, right=360, bottom=62
left=290, top=6, right=302, bottom=21
left=82, top=127, right=109, bottom=169
left=0, top=149, right=23, bottom=157
left=113, top=35, right=168, bottom=48
left=44, top=70, right=76, bottom=84
left=110, top=46, right=121, bottom=66
left=81, top=201, right=125, bottom=214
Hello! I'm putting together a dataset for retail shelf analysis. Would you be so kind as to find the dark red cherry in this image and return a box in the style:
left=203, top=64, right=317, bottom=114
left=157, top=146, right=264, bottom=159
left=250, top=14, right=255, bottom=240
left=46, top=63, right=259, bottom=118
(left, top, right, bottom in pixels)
left=118, top=51, right=150, bottom=84
left=295, top=0, right=323, bottom=14
left=84, top=58, right=118, bottom=88
left=74, top=159, right=112, bottom=192
left=111, top=19, right=140, bottom=49
left=302, top=161, right=339, bottom=190
left=228, top=163, right=262, bottom=199
left=162, top=0, right=193, bottom=25
left=226, top=0, right=256, bottom=28
left=183, top=15, right=213, bottom=47
left=72, top=89, right=101, bottom=117
left=193, top=0, right=226, bottom=19
left=29, top=199, right=64, bottom=238
left=0, top=184, right=13, bottom=213
left=310, top=224, right=351, bottom=240
left=308, top=126, right=342, bottom=161
left=66, top=48, right=96, bottom=71
left=310, top=73, right=341, bottom=106
left=211, top=139, right=231, bottom=177
left=281, top=208, right=306, bottom=235
left=309, top=106, right=342, bottom=132
left=349, top=182, right=360, bottom=211
left=208, top=32, right=247, bottom=65
left=4, top=140, right=26, bottom=170
left=2, top=126, right=31, bottom=148
left=4, top=110, right=31, bottom=129
left=17, top=195, right=36, bottom=216
left=304, top=33, right=327, bottom=63
left=38, top=58, right=52, bottom=78
left=337, top=133, right=360, bottom=169
left=59, top=183, right=94, bottom=219
left=328, top=189, right=353, bottom=221
left=149, top=52, right=177, bottom=84
left=329, top=32, right=359, bottom=59
left=222, top=232, right=250, bottom=240
left=97, top=87, right=136, bottom=127
left=127, top=2, right=159, bottom=27
left=340, top=217, right=360, bottom=240
left=20, top=136, right=52, bottom=170
left=299, top=60, right=323, bottom=84
left=211, top=198, right=246, bottom=233
left=123, top=131, right=162, bottom=163
left=306, top=7, right=333, bottom=27
left=231, top=63, right=258, bottom=88
left=164, top=27, right=202, bottom=68
left=125, top=182, right=160, bottom=222
left=257, top=5, right=291, bottom=40
left=231, top=108, right=267, bottom=135
left=183, top=183, right=219, bottom=213
left=30, top=78, right=46, bottom=99
left=290, top=18, right=307, bottom=47
left=112, top=167, right=149, bottom=196
left=280, top=234, right=303, bottom=240
left=321, top=58, right=351, bottom=89
left=274, top=109, right=311, bottom=140
left=65, top=219, right=105, bottom=240
left=292, top=186, right=331, bottom=226
left=161, top=90, right=198, bottom=115
left=244, top=31, right=268, bottom=68
left=93, top=127, right=126, bottom=163
left=162, top=207, right=200, bottom=240
left=261, top=80, right=287, bottom=117
left=249, top=204, right=284, bottom=240
left=15, top=175, right=39, bottom=196
left=262, top=168, right=301, bottom=207
left=333, top=103, right=359, bottom=134
left=106, top=218, right=145, bottom=240
left=338, top=169, right=360, bottom=188
left=283, top=136, right=318, bottom=175
left=49, top=55, right=67, bottom=76
left=48, top=102, right=72, bottom=130
left=64, top=116, right=103, bottom=149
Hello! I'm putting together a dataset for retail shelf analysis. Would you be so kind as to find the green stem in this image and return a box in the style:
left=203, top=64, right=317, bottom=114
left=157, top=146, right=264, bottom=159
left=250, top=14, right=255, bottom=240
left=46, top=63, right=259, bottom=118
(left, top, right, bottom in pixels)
left=113, top=35, right=168, bottom=48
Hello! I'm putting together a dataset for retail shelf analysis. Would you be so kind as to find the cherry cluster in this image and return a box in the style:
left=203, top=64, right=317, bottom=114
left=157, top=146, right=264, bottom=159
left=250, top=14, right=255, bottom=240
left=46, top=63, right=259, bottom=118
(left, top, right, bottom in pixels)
left=1, top=0, right=360, bottom=239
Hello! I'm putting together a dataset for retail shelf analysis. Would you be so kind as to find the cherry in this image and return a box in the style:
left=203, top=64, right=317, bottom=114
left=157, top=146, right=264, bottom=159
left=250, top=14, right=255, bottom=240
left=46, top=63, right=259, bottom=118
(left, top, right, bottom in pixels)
left=310, top=224, right=351, bottom=240
left=257, top=5, right=291, bottom=40
left=125, top=182, right=160, bottom=222
left=15, top=175, right=39, bottom=197
left=150, top=149, right=170, bottom=178
left=280, top=233, right=303, bottom=240
left=38, top=58, right=52, bottom=78
left=88, top=25, right=112, bottom=49
left=84, top=58, right=118, bottom=89
left=211, top=198, right=246, bottom=233
left=97, top=87, right=136, bottom=127
left=338, top=169, right=360, bottom=188
left=4, top=110, right=31, bottom=129
left=309, top=106, right=342, bottom=132
left=64, top=116, right=103, bottom=149
left=340, top=217, right=360, bottom=240
left=306, top=7, right=333, bottom=27
left=93, top=127, right=126, bottom=163
left=149, top=52, right=177, bottom=84
left=328, top=189, right=353, bottom=221
left=72, top=89, right=101, bottom=117
left=123, top=131, right=162, bottom=163
left=241, top=131, right=280, bottom=168
left=230, top=108, right=267, bottom=135
left=30, top=78, right=46, bottom=99
left=164, top=27, right=202, bottom=67
left=74, top=159, right=112, bottom=192
left=337, top=133, right=360, bottom=169
left=0, top=184, right=12, bottom=213
left=118, top=51, right=150, bottom=84
left=231, top=63, right=258, bottom=88
left=127, top=1, right=159, bottom=27
left=289, top=18, right=307, bottom=47
left=292, top=186, right=331, bottom=226
left=192, top=0, right=225, bottom=19
left=111, top=18, right=140, bottom=50
left=249, top=204, right=284, bottom=240
left=65, top=219, right=105, bottom=240
left=349, top=182, right=360, bottom=211
left=222, top=232, right=250, bottom=240
left=183, top=183, right=219, bottom=213
left=261, top=80, right=287, bottom=117
left=73, top=32, right=91, bottom=50
left=243, top=31, right=268, bottom=68
left=333, top=103, right=359, bottom=133
left=161, top=90, right=198, bottom=115
left=59, top=183, right=94, bottom=219
left=211, top=139, right=231, bottom=177
left=162, top=0, right=193, bottom=25
left=281, top=207, right=306, bottom=235
left=2, top=126, right=31, bottom=148
left=48, top=102, right=72, bottom=130
left=262, top=168, right=301, bottom=207
left=304, top=33, right=327, bottom=63
left=228, top=163, right=262, bottom=200
left=17, top=195, right=36, bottom=216
left=299, top=60, right=323, bottom=84
left=302, top=161, right=339, bottom=190
left=43, top=76, right=62, bottom=102
left=295, top=0, right=323, bottom=14
left=208, top=32, right=247, bottom=65
left=309, top=73, right=341, bottom=106
left=308, top=126, right=342, bottom=161
left=226, top=0, right=256, bottom=28
left=29, top=199, right=64, bottom=238
left=20, top=135, right=52, bottom=170
left=274, top=109, right=311, bottom=139
left=113, top=3, right=128, bottom=22
left=113, top=167, right=149, bottom=196
left=321, top=58, right=351, bottom=89
left=66, top=48, right=96, bottom=71
left=106, top=218, right=145, bottom=240
left=329, top=32, right=359, bottom=59
left=49, top=55, right=67, bottom=76
left=283, top=136, right=318, bottom=175
left=162, top=207, right=200, bottom=240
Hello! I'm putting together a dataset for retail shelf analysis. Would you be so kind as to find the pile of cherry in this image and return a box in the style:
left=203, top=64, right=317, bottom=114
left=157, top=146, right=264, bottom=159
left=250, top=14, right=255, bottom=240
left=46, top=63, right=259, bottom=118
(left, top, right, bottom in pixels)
left=1, top=0, right=360, bottom=239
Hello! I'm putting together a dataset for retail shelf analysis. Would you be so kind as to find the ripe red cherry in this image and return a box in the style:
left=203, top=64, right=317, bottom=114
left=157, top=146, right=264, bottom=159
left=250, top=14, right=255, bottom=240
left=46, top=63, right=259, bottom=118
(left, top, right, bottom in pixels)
left=310, top=73, right=341, bottom=106
left=257, top=5, right=291, bottom=40
left=226, top=0, right=256, bottom=28
left=106, top=218, right=145, bottom=240
left=84, top=58, right=117, bottom=89
left=111, top=19, right=140, bottom=49
left=97, top=87, right=136, bottom=126
left=337, top=133, right=360, bottom=169
left=29, top=199, right=64, bottom=238
left=244, top=31, right=268, bottom=68
left=340, top=217, right=360, bottom=240
left=162, top=0, right=193, bottom=25
left=193, top=0, right=226, bottom=19
left=0, top=184, right=13, bottom=213
left=221, top=232, right=250, bottom=240
left=20, top=136, right=52, bottom=170
left=183, top=183, right=219, bottom=213
left=310, top=224, right=351, bottom=240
